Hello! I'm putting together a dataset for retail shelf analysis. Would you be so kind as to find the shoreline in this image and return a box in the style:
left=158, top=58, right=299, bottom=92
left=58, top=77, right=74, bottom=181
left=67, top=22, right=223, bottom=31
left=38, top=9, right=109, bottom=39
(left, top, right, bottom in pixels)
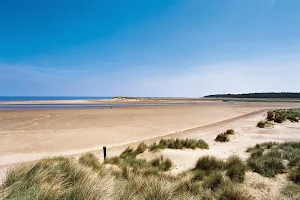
left=1, top=96, right=300, bottom=105
left=0, top=98, right=214, bottom=105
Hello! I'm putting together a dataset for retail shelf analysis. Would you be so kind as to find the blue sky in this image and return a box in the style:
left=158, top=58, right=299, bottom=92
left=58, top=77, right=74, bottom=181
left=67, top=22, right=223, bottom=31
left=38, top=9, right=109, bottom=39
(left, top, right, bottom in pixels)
left=0, top=0, right=300, bottom=97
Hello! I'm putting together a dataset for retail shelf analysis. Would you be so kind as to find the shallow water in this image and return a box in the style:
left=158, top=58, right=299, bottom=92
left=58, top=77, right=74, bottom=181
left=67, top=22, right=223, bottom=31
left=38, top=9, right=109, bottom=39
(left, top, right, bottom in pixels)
left=0, top=103, right=198, bottom=110
left=0, top=96, right=113, bottom=102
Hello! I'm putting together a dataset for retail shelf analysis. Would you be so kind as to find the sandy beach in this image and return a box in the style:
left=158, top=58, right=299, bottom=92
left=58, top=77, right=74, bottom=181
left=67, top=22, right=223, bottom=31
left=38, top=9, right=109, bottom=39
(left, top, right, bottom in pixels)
left=0, top=101, right=298, bottom=164
left=1, top=100, right=300, bottom=199
left=1, top=101, right=300, bottom=184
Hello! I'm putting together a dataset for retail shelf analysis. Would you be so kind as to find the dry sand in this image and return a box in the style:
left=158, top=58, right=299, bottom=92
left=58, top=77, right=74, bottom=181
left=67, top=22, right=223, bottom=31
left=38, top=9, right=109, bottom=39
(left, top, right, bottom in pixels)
left=0, top=101, right=294, bottom=165
left=1, top=100, right=300, bottom=197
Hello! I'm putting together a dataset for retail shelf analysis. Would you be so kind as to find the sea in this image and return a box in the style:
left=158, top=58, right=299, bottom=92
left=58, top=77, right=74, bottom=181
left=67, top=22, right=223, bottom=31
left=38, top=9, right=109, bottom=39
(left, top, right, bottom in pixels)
left=0, top=96, right=192, bottom=110
left=0, top=96, right=114, bottom=110
left=0, top=96, right=113, bottom=102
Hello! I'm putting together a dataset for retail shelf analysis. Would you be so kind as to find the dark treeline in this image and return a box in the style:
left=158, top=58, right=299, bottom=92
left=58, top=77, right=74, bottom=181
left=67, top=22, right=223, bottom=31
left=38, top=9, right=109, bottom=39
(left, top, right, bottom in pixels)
left=204, top=92, right=300, bottom=99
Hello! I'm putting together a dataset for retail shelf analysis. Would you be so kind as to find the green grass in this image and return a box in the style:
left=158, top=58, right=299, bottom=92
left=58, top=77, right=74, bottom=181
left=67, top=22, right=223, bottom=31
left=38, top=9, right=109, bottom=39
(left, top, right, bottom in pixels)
left=105, top=147, right=173, bottom=173
left=289, top=165, right=300, bottom=184
left=215, top=129, right=236, bottom=142
left=274, top=114, right=286, bottom=123
left=136, top=142, right=147, bottom=154
left=266, top=109, right=300, bottom=123
left=9, top=138, right=300, bottom=199
left=225, top=129, right=235, bottom=135
left=78, top=153, right=102, bottom=170
left=246, top=142, right=278, bottom=152
left=246, top=142, right=300, bottom=177
left=1, top=157, right=116, bottom=200
left=281, top=184, right=300, bottom=199
left=195, top=156, right=225, bottom=172
left=226, top=156, right=246, bottom=183
left=215, top=133, right=230, bottom=142
left=247, top=150, right=285, bottom=177
left=120, top=147, right=138, bottom=158
left=149, top=138, right=209, bottom=151
left=174, top=179, right=204, bottom=197
left=191, top=170, right=205, bottom=182
left=267, top=111, right=275, bottom=121
left=1, top=157, right=176, bottom=200
left=257, top=121, right=273, bottom=128
left=219, top=183, right=253, bottom=200
left=104, top=156, right=120, bottom=165
left=150, top=156, right=173, bottom=171
left=0, top=153, right=255, bottom=200
left=202, top=171, right=224, bottom=191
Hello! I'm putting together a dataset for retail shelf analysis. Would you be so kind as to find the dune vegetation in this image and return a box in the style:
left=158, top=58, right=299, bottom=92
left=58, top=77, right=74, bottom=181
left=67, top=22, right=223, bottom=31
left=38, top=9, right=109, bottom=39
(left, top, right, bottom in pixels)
left=204, top=92, right=300, bottom=99
left=246, top=142, right=300, bottom=178
left=215, top=133, right=230, bottom=142
left=1, top=140, right=300, bottom=199
left=112, top=96, right=141, bottom=101
left=266, top=109, right=300, bottom=123
left=215, top=129, right=235, bottom=142
left=0, top=154, right=252, bottom=200
left=257, top=109, right=300, bottom=128
left=148, top=138, right=209, bottom=151
left=246, top=141, right=300, bottom=199
left=1, top=139, right=253, bottom=200
left=256, top=121, right=273, bottom=128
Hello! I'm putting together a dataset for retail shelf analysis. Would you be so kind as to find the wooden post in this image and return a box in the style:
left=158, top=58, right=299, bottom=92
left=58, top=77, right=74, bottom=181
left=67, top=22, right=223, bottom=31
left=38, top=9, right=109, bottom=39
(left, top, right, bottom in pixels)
left=103, top=146, right=107, bottom=160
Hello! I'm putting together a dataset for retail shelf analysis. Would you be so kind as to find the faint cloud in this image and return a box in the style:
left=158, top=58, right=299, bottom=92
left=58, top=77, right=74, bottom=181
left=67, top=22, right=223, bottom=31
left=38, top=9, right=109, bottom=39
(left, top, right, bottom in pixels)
left=0, top=61, right=83, bottom=77
left=1, top=52, right=300, bottom=97
left=190, top=67, right=213, bottom=75
left=135, top=53, right=300, bottom=97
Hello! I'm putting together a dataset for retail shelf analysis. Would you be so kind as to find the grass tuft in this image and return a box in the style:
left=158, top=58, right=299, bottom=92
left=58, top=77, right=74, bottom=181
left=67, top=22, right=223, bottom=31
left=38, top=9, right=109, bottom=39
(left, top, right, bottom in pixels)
left=225, top=129, right=235, bottom=135
left=149, top=138, right=209, bottom=151
left=246, top=142, right=300, bottom=178
left=120, top=147, right=137, bottom=158
left=281, top=183, right=300, bottom=199
left=226, top=156, right=246, bottom=183
left=104, top=156, right=120, bottom=165
left=78, top=153, right=102, bottom=170
left=191, top=170, right=205, bottom=182
left=136, top=142, right=147, bottom=154
left=150, top=156, right=173, bottom=171
left=195, top=156, right=225, bottom=172
left=267, top=111, right=275, bottom=121
left=203, top=171, right=224, bottom=191
left=267, top=109, right=300, bottom=123
left=8, top=141, right=300, bottom=199
left=215, top=133, right=230, bottom=142
left=257, top=121, right=273, bottom=128
left=247, top=150, right=285, bottom=177
left=215, top=129, right=236, bottom=142
left=1, top=157, right=117, bottom=200
left=149, top=142, right=159, bottom=151
left=289, top=165, right=300, bottom=184
left=219, top=183, right=253, bottom=200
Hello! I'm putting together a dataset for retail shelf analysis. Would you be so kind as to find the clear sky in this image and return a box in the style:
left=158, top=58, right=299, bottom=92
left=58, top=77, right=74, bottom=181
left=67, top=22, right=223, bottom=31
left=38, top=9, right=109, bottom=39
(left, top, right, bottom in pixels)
left=0, top=0, right=299, bottom=97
